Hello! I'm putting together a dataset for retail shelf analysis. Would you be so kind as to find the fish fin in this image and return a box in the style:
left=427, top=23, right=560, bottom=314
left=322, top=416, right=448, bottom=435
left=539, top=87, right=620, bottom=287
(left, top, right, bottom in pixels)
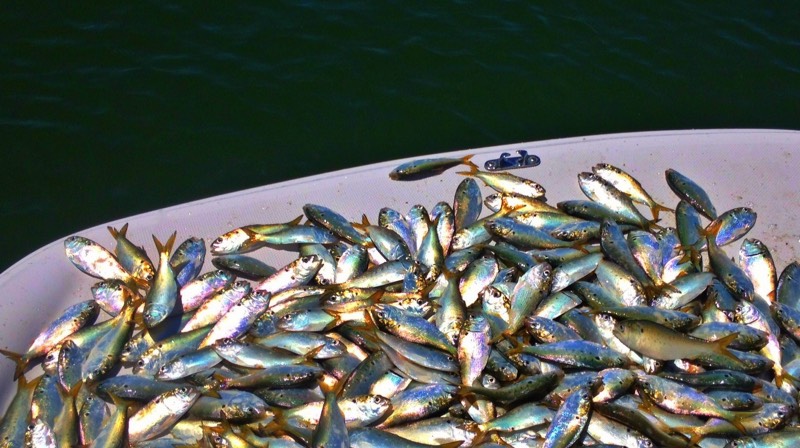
left=67, top=380, right=83, bottom=398
left=322, top=309, right=343, bottom=330
left=257, top=418, right=283, bottom=435
left=367, top=289, right=385, bottom=306
left=164, top=231, right=178, bottom=255
left=456, top=163, right=480, bottom=177
left=672, top=426, right=704, bottom=445
left=703, top=219, right=723, bottom=243
left=210, top=372, right=228, bottom=391
left=301, top=344, right=326, bottom=363
left=152, top=235, right=164, bottom=254
left=287, top=215, right=304, bottom=226
left=782, top=369, right=800, bottom=388
left=199, top=381, right=222, bottom=399
left=470, top=427, right=495, bottom=447
left=657, top=280, right=683, bottom=296
left=712, top=332, right=742, bottom=364
left=650, top=203, right=674, bottom=221
left=637, top=390, right=657, bottom=413
left=461, top=155, right=479, bottom=170
left=647, top=218, right=664, bottom=233
left=570, top=241, right=591, bottom=254
left=362, top=308, right=380, bottom=332
left=0, top=348, right=27, bottom=381
left=107, top=392, right=134, bottom=410
left=437, top=442, right=464, bottom=448
left=362, top=214, right=371, bottom=227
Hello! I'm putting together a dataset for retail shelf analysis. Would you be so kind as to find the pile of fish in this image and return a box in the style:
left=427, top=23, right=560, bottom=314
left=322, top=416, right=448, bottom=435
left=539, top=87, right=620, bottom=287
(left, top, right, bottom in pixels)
left=2, top=155, right=800, bottom=448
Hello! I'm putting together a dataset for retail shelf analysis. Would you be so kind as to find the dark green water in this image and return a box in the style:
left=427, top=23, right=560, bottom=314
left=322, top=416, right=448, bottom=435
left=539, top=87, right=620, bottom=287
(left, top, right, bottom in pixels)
left=2, top=2, right=799, bottom=271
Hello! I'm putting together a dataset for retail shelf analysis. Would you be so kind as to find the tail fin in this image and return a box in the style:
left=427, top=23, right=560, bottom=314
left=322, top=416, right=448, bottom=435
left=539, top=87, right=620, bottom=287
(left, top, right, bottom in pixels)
left=650, top=203, right=674, bottom=222
left=672, top=425, right=704, bottom=445
left=647, top=218, right=664, bottom=233
left=712, top=332, right=742, bottom=365
left=152, top=232, right=177, bottom=256
left=727, top=410, right=760, bottom=434
left=460, top=154, right=476, bottom=167
left=456, top=162, right=480, bottom=177
left=0, top=348, right=27, bottom=381
left=570, top=242, right=591, bottom=254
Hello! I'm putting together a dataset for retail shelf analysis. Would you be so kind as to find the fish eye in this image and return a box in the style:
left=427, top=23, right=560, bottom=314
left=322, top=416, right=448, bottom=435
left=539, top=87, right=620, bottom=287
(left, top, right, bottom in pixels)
left=214, top=237, right=223, bottom=244
left=137, top=360, right=145, bottom=366
left=301, top=256, right=314, bottom=263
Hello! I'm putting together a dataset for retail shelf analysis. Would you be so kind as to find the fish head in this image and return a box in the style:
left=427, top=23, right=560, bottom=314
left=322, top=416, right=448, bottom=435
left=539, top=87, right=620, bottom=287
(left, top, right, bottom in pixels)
left=634, top=435, right=654, bottom=448
left=733, top=301, right=758, bottom=325
left=484, top=219, right=511, bottom=237
left=156, top=359, right=186, bottom=380
left=211, top=229, right=252, bottom=255
left=395, top=296, right=430, bottom=317
left=222, top=392, right=272, bottom=422
left=143, top=303, right=170, bottom=328
left=633, top=374, right=662, bottom=402
left=296, top=255, right=322, bottom=275
left=481, top=374, right=499, bottom=389
left=353, top=395, right=392, bottom=422
left=525, top=316, right=550, bottom=340
left=760, top=403, right=792, bottom=430
left=162, top=387, right=200, bottom=413
left=212, top=338, right=243, bottom=358
left=276, top=311, right=306, bottom=332
left=42, top=345, right=61, bottom=376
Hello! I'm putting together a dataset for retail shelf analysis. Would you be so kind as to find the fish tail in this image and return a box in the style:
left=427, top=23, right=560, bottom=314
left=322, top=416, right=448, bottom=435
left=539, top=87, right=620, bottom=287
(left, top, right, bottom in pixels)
left=656, top=280, right=683, bottom=296
left=728, top=413, right=752, bottom=434
left=650, top=203, right=674, bottom=221
left=362, top=308, right=379, bottom=332
left=774, top=363, right=785, bottom=388
left=673, top=426, right=704, bottom=445
left=67, top=380, right=83, bottom=399
left=366, top=289, right=385, bottom=306
left=164, top=231, right=178, bottom=255
left=646, top=218, right=664, bottom=233
left=460, top=154, right=476, bottom=166
left=107, top=225, right=119, bottom=239
left=0, top=348, right=28, bottom=381
left=703, top=219, right=723, bottom=242
left=570, top=241, right=591, bottom=254
left=713, top=332, right=742, bottom=364
left=782, top=369, right=800, bottom=387
left=456, top=163, right=479, bottom=177
left=152, top=235, right=164, bottom=255
left=470, top=426, right=493, bottom=447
